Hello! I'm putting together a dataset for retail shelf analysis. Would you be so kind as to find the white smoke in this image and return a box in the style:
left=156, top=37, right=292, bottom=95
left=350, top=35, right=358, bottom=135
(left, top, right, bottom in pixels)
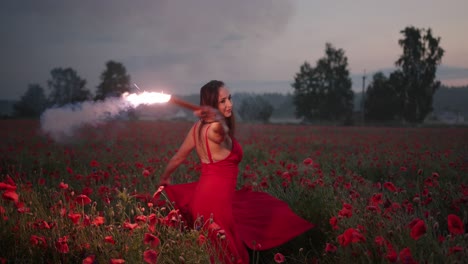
left=40, top=97, right=133, bottom=143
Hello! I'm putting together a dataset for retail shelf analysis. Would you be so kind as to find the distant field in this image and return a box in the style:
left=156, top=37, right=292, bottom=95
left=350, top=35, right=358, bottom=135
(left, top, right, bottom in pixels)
left=0, top=120, right=467, bottom=263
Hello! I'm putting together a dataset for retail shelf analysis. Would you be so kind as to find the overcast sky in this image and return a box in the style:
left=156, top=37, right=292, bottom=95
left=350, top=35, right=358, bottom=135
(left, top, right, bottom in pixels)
left=1, top=0, right=468, bottom=100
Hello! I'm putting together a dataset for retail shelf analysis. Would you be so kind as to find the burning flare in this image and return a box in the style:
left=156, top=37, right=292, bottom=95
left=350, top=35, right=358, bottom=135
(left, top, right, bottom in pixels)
left=40, top=90, right=199, bottom=143
left=122, top=91, right=172, bottom=108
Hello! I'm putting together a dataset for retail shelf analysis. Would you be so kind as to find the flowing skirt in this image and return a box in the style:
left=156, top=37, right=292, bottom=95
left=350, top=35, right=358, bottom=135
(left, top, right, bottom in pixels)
left=164, top=182, right=314, bottom=263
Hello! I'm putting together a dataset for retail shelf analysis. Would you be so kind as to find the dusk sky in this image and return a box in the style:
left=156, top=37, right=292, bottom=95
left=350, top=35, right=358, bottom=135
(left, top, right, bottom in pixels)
left=1, top=0, right=468, bottom=100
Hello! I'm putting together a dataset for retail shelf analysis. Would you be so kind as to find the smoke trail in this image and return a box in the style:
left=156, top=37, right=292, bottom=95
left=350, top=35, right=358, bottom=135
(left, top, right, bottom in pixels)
left=40, top=97, right=133, bottom=143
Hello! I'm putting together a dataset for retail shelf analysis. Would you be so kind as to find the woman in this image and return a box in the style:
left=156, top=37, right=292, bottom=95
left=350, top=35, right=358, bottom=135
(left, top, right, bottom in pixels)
left=159, top=80, right=313, bottom=263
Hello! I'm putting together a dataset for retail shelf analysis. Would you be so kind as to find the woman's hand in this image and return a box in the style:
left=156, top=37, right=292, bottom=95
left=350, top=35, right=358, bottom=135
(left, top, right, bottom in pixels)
left=194, top=106, right=223, bottom=123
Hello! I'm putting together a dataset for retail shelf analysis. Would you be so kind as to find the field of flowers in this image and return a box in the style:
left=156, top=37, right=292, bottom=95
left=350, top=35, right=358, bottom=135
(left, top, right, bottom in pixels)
left=0, top=119, right=467, bottom=263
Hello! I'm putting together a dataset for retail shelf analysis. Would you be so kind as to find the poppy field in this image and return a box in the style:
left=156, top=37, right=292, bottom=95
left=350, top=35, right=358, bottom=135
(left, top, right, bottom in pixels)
left=0, top=119, right=467, bottom=263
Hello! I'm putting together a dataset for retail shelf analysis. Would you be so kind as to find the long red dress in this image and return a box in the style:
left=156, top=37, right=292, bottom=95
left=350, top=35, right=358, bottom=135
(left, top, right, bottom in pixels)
left=164, top=124, right=314, bottom=263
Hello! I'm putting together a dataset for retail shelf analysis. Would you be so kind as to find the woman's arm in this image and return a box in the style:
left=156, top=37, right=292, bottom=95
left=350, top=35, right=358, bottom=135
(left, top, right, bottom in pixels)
left=207, top=121, right=228, bottom=144
left=158, top=125, right=196, bottom=185
left=194, top=106, right=229, bottom=144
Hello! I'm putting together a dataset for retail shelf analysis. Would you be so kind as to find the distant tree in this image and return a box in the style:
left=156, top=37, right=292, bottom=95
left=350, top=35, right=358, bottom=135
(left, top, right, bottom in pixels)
left=291, top=43, right=353, bottom=122
left=395, top=26, right=444, bottom=123
left=291, top=62, right=319, bottom=121
left=238, top=94, right=274, bottom=122
left=13, top=84, right=48, bottom=118
left=364, top=72, right=400, bottom=121
left=47, top=67, right=91, bottom=106
left=95, top=61, right=131, bottom=100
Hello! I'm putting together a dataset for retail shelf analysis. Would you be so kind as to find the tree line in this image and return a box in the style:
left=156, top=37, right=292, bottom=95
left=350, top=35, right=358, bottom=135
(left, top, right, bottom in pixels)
left=13, top=61, right=132, bottom=118
left=14, top=26, right=445, bottom=124
left=292, top=26, right=444, bottom=124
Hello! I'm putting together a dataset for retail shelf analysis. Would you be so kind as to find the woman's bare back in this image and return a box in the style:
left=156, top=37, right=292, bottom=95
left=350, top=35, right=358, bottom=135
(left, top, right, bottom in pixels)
left=194, top=122, right=232, bottom=163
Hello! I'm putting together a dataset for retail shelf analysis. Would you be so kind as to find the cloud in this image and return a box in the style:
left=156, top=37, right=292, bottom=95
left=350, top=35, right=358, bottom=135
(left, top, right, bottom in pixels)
left=0, top=0, right=295, bottom=98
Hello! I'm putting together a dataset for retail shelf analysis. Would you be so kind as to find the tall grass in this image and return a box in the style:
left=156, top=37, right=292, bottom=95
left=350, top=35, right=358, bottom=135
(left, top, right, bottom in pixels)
left=1, top=120, right=467, bottom=263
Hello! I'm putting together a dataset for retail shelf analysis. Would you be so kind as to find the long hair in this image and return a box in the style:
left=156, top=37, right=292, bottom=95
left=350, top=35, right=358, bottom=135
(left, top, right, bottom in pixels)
left=199, top=80, right=235, bottom=137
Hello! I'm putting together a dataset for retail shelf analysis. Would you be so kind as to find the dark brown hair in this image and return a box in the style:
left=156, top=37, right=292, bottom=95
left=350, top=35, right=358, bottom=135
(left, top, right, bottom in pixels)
left=199, top=80, right=235, bottom=137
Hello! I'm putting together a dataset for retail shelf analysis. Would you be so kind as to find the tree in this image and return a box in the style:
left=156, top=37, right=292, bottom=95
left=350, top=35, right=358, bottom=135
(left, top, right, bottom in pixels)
left=364, top=72, right=400, bottom=121
left=395, top=26, right=444, bottom=123
left=13, top=84, right=47, bottom=118
left=292, top=43, right=353, bottom=122
left=47, top=67, right=91, bottom=106
left=238, top=94, right=274, bottom=122
left=95, top=61, right=131, bottom=100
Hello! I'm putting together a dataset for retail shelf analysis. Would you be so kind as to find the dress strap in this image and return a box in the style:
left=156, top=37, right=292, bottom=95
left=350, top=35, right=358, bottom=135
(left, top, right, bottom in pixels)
left=192, top=122, right=198, bottom=144
left=205, top=124, right=213, bottom=163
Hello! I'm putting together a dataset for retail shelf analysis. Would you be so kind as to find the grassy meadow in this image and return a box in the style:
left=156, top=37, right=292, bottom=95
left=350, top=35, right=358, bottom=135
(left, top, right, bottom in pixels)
left=0, top=119, right=467, bottom=263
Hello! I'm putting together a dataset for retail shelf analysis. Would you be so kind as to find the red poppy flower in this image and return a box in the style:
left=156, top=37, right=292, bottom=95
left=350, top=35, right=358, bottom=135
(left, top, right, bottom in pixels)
left=30, top=235, right=47, bottom=247
left=35, top=220, right=52, bottom=230
left=423, top=178, right=434, bottom=187
left=281, top=172, right=292, bottom=181
left=68, top=213, right=81, bottom=224
left=142, top=169, right=151, bottom=177
left=123, top=222, right=138, bottom=230
left=103, top=197, right=111, bottom=204
left=59, top=207, right=66, bottom=217
left=438, top=235, right=445, bottom=243
left=383, top=182, right=397, bottom=192
left=89, top=160, right=100, bottom=167
left=0, top=182, right=16, bottom=191
left=59, top=182, right=68, bottom=190
left=143, top=249, right=158, bottom=264
left=163, top=209, right=180, bottom=227
left=374, top=236, right=385, bottom=247
left=374, top=182, right=382, bottom=190
left=110, top=259, right=125, bottom=264
left=338, top=228, right=366, bottom=247
left=104, top=236, right=115, bottom=244
left=75, top=194, right=92, bottom=205
left=17, top=203, right=30, bottom=213
left=399, top=248, right=416, bottom=264
left=407, top=217, right=419, bottom=227
left=81, top=187, right=93, bottom=196
left=386, top=249, right=397, bottom=262
left=274, top=253, right=285, bottom=263
left=449, top=246, right=464, bottom=255
left=338, top=203, right=353, bottom=218
left=329, top=216, right=339, bottom=230
left=152, top=186, right=165, bottom=201
left=2, top=191, right=19, bottom=203
left=447, top=214, right=464, bottom=235
left=3, top=175, right=15, bottom=186
left=325, top=243, right=337, bottom=253
left=92, top=216, right=105, bottom=226
left=410, top=219, right=426, bottom=240
left=371, top=193, right=383, bottom=205
left=197, top=234, right=206, bottom=245
left=148, top=213, right=158, bottom=224
left=55, top=236, right=69, bottom=253
left=303, top=158, right=314, bottom=166
left=82, top=255, right=95, bottom=264
left=144, top=233, right=160, bottom=248
left=79, top=243, right=90, bottom=251
left=135, top=162, right=144, bottom=169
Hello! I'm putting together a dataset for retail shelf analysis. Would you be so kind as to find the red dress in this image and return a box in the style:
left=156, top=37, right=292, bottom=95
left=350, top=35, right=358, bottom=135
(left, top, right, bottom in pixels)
left=164, top=124, right=314, bottom=263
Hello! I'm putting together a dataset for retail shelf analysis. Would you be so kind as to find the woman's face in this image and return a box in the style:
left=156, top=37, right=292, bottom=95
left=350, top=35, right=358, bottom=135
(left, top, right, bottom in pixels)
left=217, top=86, right=233, bottom=118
